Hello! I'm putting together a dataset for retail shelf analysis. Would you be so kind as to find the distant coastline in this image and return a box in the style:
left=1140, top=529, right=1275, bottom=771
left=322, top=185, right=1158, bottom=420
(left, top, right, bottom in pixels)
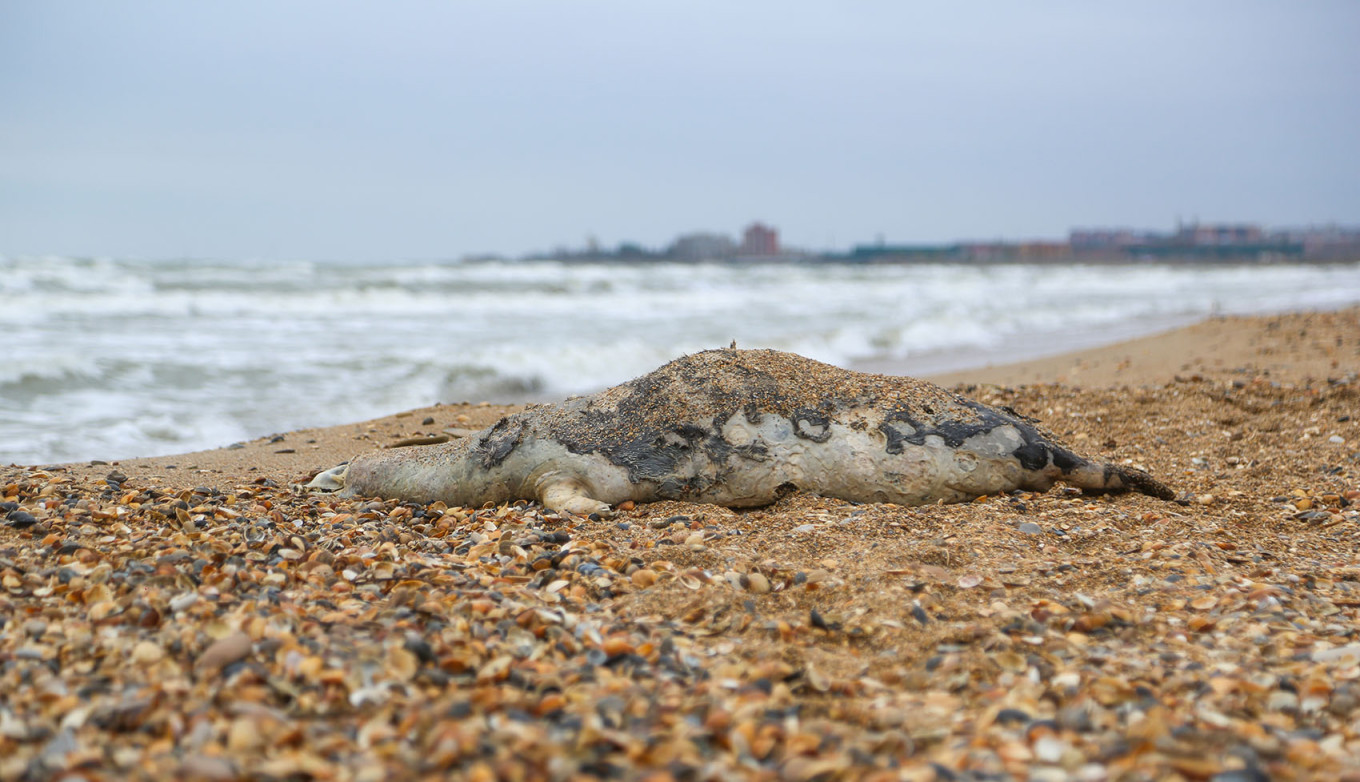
left=492, top=219, right=1360, bottom=266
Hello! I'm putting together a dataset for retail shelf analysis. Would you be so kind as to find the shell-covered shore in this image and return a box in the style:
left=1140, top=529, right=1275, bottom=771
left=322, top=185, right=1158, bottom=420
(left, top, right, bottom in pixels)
left=3, top=310, right=1360, bottom=781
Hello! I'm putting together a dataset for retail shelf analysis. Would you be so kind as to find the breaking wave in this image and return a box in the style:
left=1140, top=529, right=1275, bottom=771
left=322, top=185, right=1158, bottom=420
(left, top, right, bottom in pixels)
left=3, top=254, right=1359, bottom=464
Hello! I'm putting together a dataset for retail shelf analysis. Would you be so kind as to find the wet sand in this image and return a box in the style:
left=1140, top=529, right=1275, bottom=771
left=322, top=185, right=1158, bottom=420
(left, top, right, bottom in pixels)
left=927, top=307, right=1358, bottom=388
left=2, top=306, right=1359, bottom=780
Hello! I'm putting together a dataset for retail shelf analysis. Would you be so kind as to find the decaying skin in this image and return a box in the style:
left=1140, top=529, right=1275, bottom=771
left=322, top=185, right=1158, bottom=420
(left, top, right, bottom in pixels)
left=309, top=348, right=1174, bottom=515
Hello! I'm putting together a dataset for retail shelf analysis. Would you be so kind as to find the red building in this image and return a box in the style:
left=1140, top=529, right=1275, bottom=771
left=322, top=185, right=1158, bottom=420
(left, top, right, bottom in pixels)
left=739, top=222, right=779, bottom=256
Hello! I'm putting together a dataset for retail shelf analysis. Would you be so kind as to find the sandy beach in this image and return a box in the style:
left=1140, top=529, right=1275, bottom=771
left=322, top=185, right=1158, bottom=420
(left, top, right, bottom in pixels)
left=3, top=306, right=1360, bottom=780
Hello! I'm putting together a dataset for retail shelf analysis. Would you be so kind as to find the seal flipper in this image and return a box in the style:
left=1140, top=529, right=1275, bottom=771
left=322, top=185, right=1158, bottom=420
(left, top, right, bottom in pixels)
left=1061, top=458, right=1175, bottom=501
left=538, top=479, right=614, bottom=518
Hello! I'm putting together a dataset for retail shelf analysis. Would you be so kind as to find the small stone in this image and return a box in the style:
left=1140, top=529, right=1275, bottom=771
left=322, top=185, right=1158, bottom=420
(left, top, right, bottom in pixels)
left=6, top=510, right=39, bottom=528
left=1033, top=735, right=1069, bottom=763
left=911, top=604, right=930, bottom=625
left=995, top=708, right=1032, bottom=726
left=1208, top=770, right=1270, bottom=782
left=1018, top=522, right=1043, bottom=535
left=1329, top=685, right=1360, bottom=717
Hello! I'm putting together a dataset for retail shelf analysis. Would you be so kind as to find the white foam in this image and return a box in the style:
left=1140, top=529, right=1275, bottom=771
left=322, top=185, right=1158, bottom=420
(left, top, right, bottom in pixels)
left=3, top=254, right=1360, bottom=463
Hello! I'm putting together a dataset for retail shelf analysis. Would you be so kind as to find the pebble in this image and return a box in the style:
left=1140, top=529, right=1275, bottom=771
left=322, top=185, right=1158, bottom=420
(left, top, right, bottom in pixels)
left=1208, top=769, right=1271, bottom=782
left=5, top=510, right=39, bottom=528
left=1018, top=521, right=1044, bottom=535
left=1033, top=735, right=1070, bottom=763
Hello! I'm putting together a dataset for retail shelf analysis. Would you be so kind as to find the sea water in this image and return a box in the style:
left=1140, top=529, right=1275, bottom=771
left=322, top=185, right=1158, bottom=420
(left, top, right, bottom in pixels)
left=4, top=255, right=1360, bottom=465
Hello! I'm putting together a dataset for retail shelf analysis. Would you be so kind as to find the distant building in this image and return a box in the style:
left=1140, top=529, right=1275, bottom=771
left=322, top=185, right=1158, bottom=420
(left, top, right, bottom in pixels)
left=668, top=233, right=736, bottom=262
left=1174, top=221, right=1264, bottom=245
left=739, top=222, right=780, bottom=257
left=615, top=242, right=654, bottom=260
left=848, top=244, right=960, bottom=262
left=1123, top=222, right=1302, bottom=260
left=1069, top=228, right=1159, bottom=251
left=1279, top=224, right=1360, bottom=260
left=1014, top=242, right=1072, bottom=261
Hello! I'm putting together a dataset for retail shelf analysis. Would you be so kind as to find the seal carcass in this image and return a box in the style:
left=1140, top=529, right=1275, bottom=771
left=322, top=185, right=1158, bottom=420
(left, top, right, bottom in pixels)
left=309, top=348, right=1174, bottom=514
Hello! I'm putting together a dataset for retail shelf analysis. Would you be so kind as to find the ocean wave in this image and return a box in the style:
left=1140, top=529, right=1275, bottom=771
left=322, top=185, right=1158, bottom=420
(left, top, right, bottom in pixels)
left=3, top=255, right=1359, bottom=463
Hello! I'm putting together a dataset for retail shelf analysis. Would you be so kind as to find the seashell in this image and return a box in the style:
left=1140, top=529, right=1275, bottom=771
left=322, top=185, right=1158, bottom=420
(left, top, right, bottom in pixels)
left=804, top=664, right=830, bottom=693
left=169, top=592, right=200, bottom=612
left=385, top=646, right=419, bottom=682
left=131, top=640, right=165, bottom=665
left=196, top=632, right=252, bottom=675
left=745, top=572, right=771, bottom=594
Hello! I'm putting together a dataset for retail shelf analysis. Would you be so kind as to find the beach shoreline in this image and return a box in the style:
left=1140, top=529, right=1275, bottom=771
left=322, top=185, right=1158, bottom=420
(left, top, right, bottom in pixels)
left=3, top=305, right=1359, bottom=779
left=12, top=254, right=1360, bottom=468
left=35, top=306, right=1357, bottom=488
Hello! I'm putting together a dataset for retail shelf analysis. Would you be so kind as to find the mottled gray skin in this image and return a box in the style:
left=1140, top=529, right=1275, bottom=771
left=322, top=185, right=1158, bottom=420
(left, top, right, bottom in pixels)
left=309, top=349, right=1174, bottom=515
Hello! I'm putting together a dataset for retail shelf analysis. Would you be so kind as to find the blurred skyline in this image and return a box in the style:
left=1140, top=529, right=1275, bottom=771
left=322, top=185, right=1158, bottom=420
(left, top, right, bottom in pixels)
left=2, top=1, right=1358, bottom=262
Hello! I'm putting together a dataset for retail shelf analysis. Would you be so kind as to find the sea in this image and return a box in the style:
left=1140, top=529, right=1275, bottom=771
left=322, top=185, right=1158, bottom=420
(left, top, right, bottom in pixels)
left=5, top=255, right=1360, bottom=466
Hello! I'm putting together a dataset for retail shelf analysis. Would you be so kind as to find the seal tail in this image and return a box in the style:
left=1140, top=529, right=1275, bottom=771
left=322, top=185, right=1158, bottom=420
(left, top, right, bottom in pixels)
left=1062, top=458, right=1176, bottom=501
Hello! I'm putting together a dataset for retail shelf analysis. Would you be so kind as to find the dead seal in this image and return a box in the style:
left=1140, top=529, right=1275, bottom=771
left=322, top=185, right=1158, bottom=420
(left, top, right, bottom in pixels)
left=308, top=348, right=1174, bottom=514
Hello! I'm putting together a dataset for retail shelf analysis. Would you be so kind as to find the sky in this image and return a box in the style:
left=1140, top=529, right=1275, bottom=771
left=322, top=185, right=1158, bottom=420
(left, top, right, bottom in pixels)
left=2, top=1, right=1358, bottom=261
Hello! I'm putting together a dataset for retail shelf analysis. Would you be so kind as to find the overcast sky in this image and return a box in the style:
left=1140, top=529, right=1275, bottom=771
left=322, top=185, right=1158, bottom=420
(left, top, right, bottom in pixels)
left=2, top=2, right=1357, bottom=261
